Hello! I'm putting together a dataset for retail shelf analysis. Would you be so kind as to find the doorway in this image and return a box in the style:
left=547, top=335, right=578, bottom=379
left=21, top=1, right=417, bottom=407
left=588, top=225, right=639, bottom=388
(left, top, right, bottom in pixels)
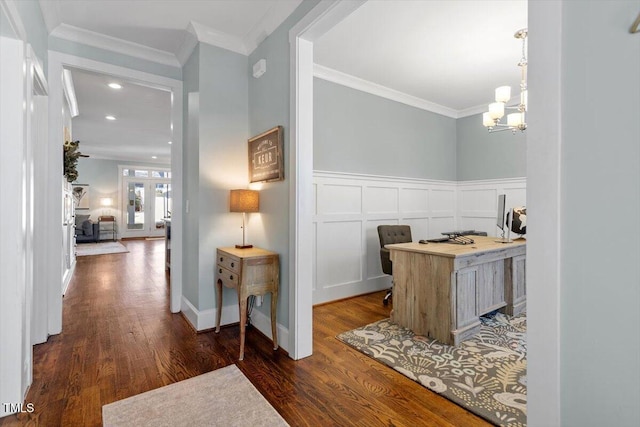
left=120, top=166, right=171, bottom=239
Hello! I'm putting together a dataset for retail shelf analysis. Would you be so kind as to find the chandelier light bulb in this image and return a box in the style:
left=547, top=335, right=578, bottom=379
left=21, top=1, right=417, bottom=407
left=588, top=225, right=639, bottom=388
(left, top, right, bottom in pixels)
left=489, top=102, right=505, bottom=120
left=507, top=112, right=523, bottom=127
left=495, top=86, right=511, bottom=103
left=483, top=112, right=495, bottom=127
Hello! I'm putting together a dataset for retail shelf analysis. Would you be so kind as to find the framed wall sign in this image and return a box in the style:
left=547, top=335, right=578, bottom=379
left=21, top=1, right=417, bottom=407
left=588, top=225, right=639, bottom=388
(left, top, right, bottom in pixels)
left=248, top=126, right=284, bottom=183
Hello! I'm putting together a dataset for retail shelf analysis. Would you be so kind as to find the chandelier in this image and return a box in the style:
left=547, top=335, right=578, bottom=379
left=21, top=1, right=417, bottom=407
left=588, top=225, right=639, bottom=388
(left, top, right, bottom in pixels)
left=483, top=28, right=528, bottom=133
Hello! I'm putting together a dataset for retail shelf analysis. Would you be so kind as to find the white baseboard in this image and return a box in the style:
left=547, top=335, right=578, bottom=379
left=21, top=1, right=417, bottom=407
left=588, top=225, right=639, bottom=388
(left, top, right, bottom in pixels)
left=181, top=296, right=289, bottom=353
left=62, top=259, right=76, bottom=296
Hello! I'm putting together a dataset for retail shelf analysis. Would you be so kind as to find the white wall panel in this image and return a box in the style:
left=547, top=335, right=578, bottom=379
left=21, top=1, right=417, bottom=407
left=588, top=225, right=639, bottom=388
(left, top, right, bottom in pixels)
left=313, top=172, right=526, bottom=304
left=316, top=220, right=362, bottom=288
left=403, top=217, right=429, bottom=240
left=319, top=184, right=361, bottom=215
left=458, top=178, right=527, bottom=237
left=313, top=172, right=457, bottom=304
left=400, top=188, right=429, bottom=213
left=430, top=189, right=455, bottom=215
left=460, top=188, right=497, bottom=214
left=430, top=216, right=456, bottom=236
left=364, top=186, right=398, bottom=214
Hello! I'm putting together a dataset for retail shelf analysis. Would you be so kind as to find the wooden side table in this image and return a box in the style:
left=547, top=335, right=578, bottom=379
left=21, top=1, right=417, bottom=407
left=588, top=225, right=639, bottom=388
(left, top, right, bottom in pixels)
left=215, top=247, right=279, bottom=360
left=98, top=215, right=117, bottom=241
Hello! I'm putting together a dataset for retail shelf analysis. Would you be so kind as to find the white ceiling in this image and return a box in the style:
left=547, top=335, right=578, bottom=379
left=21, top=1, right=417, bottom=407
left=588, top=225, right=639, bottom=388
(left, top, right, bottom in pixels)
left=44, top=0, right=527, bottom=163
left=69, top=67, right=172, bottom=164
left=315, top=0, right=528, bottom=116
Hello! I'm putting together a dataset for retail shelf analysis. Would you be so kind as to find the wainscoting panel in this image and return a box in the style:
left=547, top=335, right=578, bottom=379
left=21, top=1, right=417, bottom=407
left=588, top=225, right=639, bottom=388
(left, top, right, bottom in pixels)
left=313, top=172, right=526, bottom=304
left=313, top=172, right=457, bottom=304
left=399, top=188, right=429, bottom=213
left=364, top=186, right=399, bottom=215
left=457, top=178, right=527, bottom=237
left=319, top=184, right=362, bottom=215
left=316, top=220, right=362, bottom=289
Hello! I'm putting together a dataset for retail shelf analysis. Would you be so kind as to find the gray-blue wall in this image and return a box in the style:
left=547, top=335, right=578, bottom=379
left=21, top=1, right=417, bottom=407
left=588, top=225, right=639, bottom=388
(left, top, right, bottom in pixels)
left=181, top=42, right=250, bottom=313
left=197, top=43, right=249, bottom=311
left=12, top=0, right=48, bottom=73
left=313, top=79, right=526, bottom=182
left=313, top=78, right=457, bottom=181
left=248, top=0, right=320, bottom=326
left=559, top=1, right=640, bottom=425
left=456, top=113, right=526, bottom=180
left=182, top=45, right=200, bottom=306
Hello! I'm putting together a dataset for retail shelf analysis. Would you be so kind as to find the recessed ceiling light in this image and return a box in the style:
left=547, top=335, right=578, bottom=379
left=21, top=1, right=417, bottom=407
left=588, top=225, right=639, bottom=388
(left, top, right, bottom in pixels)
left=105, top=115, right=116, bottom=120
left=168, top=141, right=172, bottom=145
left=151, top=156, right=157, bottom=159
left=108, top=83, right=122, bottom=89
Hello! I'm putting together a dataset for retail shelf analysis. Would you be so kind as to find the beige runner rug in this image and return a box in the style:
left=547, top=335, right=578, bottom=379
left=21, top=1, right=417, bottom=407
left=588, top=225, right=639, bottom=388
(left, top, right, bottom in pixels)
left=102, top=365, right=288, bottom=426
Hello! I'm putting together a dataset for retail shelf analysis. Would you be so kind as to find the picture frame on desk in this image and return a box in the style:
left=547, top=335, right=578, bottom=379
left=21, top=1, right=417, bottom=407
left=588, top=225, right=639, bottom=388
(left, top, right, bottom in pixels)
left=248, top=126, right=284, bottom=183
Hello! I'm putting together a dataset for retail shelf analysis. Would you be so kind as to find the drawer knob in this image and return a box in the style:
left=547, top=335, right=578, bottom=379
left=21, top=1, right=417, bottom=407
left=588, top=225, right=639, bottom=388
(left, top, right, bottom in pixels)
left=220, top=257, right=223, bottom=262
left=218, top=268, right=222, bottom=274
left=229, top=275, right=234, bottom=280
left=231, top=262, right=235, bottom=268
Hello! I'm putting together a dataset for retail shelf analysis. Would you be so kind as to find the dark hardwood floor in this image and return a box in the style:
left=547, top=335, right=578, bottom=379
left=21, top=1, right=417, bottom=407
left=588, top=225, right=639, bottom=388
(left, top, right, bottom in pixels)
left=1, top=240, right=490, bottom=426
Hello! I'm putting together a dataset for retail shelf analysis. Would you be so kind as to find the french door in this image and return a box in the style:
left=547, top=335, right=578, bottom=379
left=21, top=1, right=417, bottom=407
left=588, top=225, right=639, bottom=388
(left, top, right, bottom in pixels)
left=120, top=167, right=171, bottom=238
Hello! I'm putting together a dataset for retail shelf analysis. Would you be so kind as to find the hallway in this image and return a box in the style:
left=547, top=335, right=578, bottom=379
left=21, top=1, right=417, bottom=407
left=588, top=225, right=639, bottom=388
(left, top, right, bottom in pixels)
left=1, top=240, right=490, bottom=426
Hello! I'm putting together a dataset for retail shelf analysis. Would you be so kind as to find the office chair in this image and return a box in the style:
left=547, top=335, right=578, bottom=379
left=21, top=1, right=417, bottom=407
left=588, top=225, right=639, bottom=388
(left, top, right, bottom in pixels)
left=377, top=225, right=412, bottom=306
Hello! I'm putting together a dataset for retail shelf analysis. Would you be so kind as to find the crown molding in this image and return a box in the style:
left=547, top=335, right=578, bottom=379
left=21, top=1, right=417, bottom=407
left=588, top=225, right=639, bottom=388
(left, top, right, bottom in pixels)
left=176, top=22, right=199, bottom=65
left=50, top=23, right=180, bottom=68
left=190, top=20, right=248, bottom=55
left=313, top=64, right=459, bottom=119
left=36, top=1, right=302, bottom=66
left=457, top=104, right=489, bottom=118
left=243, top=0, right=303, bottom=55
left=1, top=0, right=26, bottom=39
left=37, top=0, right=61, bottom=33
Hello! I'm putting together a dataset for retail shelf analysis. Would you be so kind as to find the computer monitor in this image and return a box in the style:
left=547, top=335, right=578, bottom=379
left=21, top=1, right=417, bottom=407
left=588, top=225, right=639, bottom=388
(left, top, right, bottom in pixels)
left=496, top=194, right=506, bottom=231
left=495, top=194, right=512, bottom=243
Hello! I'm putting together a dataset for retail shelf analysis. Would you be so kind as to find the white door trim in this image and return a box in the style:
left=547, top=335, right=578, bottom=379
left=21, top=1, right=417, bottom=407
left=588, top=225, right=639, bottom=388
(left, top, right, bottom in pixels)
left=48, top=52, right=184, bottom=316
left=288, top=0, right=367, bottom=360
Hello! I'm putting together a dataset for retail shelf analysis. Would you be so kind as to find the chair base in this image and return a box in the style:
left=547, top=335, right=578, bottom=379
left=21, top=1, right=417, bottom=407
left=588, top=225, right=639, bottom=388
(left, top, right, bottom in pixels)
left=383, top=288, right=392, bottom=306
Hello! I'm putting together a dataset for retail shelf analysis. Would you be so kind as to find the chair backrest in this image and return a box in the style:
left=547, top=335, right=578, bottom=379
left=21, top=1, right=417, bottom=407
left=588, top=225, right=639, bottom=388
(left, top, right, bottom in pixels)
left=377, top=225, right=412, bottom=276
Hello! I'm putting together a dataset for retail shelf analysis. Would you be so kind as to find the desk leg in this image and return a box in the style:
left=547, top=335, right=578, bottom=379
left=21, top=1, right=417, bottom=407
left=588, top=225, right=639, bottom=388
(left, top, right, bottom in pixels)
left=214, top=280, right=222, bottom=333
left=270, top=290, right=278, bottom=351
left=238, top=294, right=248, bottom=361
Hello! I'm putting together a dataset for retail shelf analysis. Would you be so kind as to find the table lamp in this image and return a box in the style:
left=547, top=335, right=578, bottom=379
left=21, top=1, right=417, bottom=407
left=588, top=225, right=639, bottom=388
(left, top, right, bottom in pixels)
left=229, top=189, right=259, bottom=249
left=100, top=197, right=113, bottom=217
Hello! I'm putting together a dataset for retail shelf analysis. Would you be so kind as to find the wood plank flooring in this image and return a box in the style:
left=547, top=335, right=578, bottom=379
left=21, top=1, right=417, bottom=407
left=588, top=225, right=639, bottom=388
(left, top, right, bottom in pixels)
left=1, top=240, right=490, bottom=426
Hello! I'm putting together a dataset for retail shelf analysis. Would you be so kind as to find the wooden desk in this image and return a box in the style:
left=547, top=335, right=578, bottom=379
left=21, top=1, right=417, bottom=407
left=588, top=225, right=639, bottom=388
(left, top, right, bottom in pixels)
left=215, top=247, right=279, bottom=360
left=387, top=236, right=526, bottom=345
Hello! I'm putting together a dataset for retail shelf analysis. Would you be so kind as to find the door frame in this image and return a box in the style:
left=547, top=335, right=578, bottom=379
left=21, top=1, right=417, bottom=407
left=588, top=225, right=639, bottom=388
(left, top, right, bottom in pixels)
left=289, top=1, right=561, bottom=423
left=118, top=165, right=171, bottom=239
left=48, top=52, right=184, bottom=317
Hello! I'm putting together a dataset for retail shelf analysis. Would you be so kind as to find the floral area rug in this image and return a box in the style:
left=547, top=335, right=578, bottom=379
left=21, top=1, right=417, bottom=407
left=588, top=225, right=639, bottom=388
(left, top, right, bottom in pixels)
left=336, top=312, right=527, bottom=427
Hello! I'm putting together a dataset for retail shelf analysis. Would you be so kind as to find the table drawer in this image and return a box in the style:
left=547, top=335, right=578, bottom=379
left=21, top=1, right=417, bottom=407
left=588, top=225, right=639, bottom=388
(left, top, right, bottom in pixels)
left=217, top=250, right=240, bottom=273
left=217, top=265, right=239, bottom=288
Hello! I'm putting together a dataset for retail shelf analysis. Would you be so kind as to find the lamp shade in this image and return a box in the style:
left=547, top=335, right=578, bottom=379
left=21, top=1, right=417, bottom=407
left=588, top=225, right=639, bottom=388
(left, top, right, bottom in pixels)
left=229, top=189, right=259, bottom=213
left=100, top=197, right=113, bottom=207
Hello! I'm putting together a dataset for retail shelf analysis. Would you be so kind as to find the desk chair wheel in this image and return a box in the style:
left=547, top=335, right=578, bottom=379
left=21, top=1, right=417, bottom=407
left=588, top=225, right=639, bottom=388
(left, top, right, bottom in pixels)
left=383, top=289, right=392, bottom=306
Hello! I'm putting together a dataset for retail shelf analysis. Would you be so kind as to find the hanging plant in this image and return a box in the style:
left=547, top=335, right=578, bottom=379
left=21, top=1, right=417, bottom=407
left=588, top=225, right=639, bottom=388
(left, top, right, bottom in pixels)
left=63, top=140, right=82, bottom=182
